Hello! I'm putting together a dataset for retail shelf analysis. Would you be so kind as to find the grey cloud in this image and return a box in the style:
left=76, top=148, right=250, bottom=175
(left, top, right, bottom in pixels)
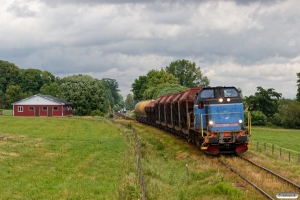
left=38, top=0, right=282, bottom=6
left=40, top=0, right=195, bottom=5
left=2, top=0, right=300, bottom=99
left=7, top=1, right=37, bottom=17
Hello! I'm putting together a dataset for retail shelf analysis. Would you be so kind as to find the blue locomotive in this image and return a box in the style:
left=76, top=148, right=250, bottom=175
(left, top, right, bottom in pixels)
left=193, top=86, right=251, bottom=154
left=135, top=86, right=251, bottom=155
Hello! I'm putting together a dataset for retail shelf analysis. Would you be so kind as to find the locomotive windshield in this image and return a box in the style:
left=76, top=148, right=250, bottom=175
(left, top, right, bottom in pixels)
left=224, top=88, right=238, bottom=97
left=200, top=89, right=214, bottom=98
left=196, top=87, right=241, bottom=104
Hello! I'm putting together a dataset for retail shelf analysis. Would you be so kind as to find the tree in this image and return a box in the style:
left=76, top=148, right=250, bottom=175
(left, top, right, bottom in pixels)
left=164, top=59, right=209, bottom=87
left=145, top=69, right=178, bottom=87
left=5, top=85, right=28, bottom=107
left=0, top=90, right=5, bottom=108
left=40, top=82, right=62, bottom=98
left=296, top=72, right=300, bottom=102
left=101, top=78, right=121, bottom=106
left=61, top=74, right=110, bottom=116
left=115, top=94, right=125, bottom=111
left=273, top=99, right=300, bottom=128
left=143, top=83, right=188, bottom=100
left=249, top=110, right=267, bottom=126
left=245, top=86, right=282, bottom=119
left=131, top=75, right=148, bottom=101
left=124, top=94, right=135, bottom=111
left=0, top=60, right=20, bottom=95
left=131, top=69, right=178, bottom=101
left=16, top=68, right=55, bottom=94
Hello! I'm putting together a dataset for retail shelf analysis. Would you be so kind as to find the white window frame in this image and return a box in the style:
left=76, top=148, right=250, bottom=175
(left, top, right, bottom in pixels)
left=18, top=106, right=23, bottom=112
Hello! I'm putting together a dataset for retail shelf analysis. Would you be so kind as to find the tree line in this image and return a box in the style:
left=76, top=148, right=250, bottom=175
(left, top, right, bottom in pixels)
left=2, top=58, right=300, bottom=129
left=0, top=60, right=125, bottom=116
left=238, top=73, right=300, bottom=129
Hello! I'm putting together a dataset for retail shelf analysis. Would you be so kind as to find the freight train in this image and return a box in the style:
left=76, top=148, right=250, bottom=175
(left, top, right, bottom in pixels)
left=134, top=86, right=251, bottom=155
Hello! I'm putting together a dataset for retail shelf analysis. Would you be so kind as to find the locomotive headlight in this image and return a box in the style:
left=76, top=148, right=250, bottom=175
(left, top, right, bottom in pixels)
left=227, top=98, right=230, bottom=102
left=239, top=119, right=243, bottom=124
left=219, top=98, right=223, bottom=103
left=209, top=120, right=214, bottom=125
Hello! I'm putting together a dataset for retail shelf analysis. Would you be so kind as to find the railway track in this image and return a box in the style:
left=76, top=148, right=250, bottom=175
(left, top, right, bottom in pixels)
left=114, top=112, right=134, bottom=120
left=218, top=156, right=299, bottom=200
left=114, top=112, right=299, bottom=199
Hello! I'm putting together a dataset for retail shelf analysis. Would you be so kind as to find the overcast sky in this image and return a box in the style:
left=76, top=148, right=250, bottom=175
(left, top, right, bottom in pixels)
left=1, top=0, right=299, bottom=99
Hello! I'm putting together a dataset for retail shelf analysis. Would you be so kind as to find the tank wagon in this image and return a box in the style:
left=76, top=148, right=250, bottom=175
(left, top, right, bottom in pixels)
left=134, top=86, right=251, bottom=155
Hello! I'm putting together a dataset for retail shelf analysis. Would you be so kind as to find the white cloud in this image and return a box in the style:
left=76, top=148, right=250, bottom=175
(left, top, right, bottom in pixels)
left=190, top=1, right=264, bottom=34
left=201, top=56, right=299, bottom=98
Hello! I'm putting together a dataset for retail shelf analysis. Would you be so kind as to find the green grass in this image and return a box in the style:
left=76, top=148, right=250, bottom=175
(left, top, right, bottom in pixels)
left=250, top=127, right=300, bottom=152
left=0, top=116, right=140, bottom=199
left=249, top=127, right=300, bottom=163
left=129, top=122, right=300, bottom=199
left=3, top=115, right=298, bottom=199
left=130, top=121, right=250, bottom=200
left=0, top=109, right=12, bottom=115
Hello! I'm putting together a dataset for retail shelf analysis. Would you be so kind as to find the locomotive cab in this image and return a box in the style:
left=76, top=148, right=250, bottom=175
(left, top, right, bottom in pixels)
left=194, top=86, right=250, bottom=155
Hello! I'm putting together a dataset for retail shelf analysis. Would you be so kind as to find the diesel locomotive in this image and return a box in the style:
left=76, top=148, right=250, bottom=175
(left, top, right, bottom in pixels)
left=134, top=86, right=251, bottom=155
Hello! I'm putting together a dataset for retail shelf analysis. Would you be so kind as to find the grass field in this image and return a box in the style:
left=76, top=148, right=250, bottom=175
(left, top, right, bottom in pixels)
left=1, top=114, right=299, bottom=199
left=0, top=116, right=140, bottom=199
left=250, top=127, right=300, bottom=155
left=0, top=109, right=12, bottom=115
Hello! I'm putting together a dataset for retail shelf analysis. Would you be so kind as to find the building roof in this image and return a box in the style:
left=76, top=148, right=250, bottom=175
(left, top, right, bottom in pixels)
left=12, top=94, right=72, bottom=105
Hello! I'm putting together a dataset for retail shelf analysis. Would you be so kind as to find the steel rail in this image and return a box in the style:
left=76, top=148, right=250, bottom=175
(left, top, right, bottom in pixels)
left=218, top=158, right=274, bottom=200
left=114, top=112, right=134, bottom=120
left=239, top=156, right=300, bottom=190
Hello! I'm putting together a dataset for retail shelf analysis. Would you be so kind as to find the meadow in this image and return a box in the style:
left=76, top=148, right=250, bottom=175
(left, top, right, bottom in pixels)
left=0, top=109, right=13, bottom=115
left=250, top=127, right=300, bottom=152
left=0, top=116, right=140, bottom=199
left=249, top=127, right=300, bottom=163
left=1, top=114, right=299, bottom=200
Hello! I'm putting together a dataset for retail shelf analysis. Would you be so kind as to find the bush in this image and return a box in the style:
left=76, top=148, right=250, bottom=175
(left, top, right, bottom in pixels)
left=266, top=121, right=274, bottom=127
left=90, top=109, right=104, bottom=116
left=250, top=111, right=267, bottom=126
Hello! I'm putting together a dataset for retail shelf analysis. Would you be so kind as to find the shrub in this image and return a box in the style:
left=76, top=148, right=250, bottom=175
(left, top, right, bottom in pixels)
left=250, top=110, right=267, bottom=126
left=91, top=109, right=104, bottom=116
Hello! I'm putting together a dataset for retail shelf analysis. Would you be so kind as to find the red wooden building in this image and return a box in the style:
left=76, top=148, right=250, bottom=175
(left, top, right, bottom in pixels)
left=12, top=94, right=73, bottom=117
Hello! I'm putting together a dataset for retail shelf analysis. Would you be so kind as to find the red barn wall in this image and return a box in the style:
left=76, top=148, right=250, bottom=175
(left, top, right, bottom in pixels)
left=13, top=105, right=34, bottom=116
left=63, top=105, right=73, bottom=116
left=13, top=105, right=72, bottom=117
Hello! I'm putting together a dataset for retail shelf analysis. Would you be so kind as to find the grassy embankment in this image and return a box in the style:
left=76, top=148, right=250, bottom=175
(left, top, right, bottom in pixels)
left=228, top=127, right=300, bottom=195
left=123, top=120, right=300, bottom=200
left=120, top=120, right=264, bottom=200
left=0, top=116, right=140, bottom=199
